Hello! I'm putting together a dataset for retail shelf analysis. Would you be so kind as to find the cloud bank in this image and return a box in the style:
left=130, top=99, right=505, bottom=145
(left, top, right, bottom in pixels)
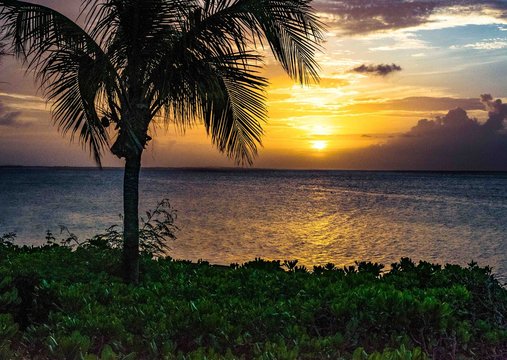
left=351, top=63, right=402, bottom=76
left=315, top=0, right=507, bottom=34
left=335, top=95, right=507, bottom=170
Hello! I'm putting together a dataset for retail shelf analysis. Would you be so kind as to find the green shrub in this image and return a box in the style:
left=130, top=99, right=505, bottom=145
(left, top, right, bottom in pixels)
left=0, top=240, right=506, bottom=359
left=352, top=345, right=428, bottom=360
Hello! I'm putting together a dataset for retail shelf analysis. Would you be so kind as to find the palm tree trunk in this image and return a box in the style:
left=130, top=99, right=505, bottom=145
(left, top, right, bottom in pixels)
left=122, top=152, right=142, bottom=284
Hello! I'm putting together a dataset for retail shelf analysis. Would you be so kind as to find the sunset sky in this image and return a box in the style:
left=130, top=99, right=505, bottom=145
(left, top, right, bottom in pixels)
left=1, top=0, right=507, bottom=170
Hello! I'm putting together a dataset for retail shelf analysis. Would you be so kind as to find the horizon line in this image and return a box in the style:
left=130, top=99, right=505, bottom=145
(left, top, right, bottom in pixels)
left=1, top=165, right=507, bottom=174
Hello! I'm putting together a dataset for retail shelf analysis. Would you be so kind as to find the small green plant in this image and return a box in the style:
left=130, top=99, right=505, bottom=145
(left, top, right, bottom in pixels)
left=86, top=199, right=178, bottom=256
left=356, top=261, right=385, bottom=277
left=45, top=227, right=82, bottom=247
left=283, top=259, right=299, bottom=272
left=242, top=258, right=284, bottom=271
left=40, top=199, right=178, bottom=256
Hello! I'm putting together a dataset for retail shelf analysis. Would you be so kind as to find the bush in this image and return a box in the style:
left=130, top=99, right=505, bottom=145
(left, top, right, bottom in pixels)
left=0, top=240, right=506, bottom=359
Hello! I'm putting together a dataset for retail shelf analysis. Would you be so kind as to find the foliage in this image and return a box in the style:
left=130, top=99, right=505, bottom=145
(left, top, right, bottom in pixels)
left=0, top=233, right=16, bottom=247
left=86, top=199, right=179, bottom=256
left=352, top=345, right=429, bottom=360
left=45, top=199, right=178, bottom=256
left=0, top=239, right=506, bottom=359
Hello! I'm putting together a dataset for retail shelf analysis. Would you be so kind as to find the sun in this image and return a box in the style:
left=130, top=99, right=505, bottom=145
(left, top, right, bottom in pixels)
left=311, top=140, right=328, bottom=151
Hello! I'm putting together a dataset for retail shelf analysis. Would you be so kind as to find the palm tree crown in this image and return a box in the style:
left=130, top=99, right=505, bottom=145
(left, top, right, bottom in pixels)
left=0, top=0, right=324, bottom=283
left=1, top=0, right=323, bottom=164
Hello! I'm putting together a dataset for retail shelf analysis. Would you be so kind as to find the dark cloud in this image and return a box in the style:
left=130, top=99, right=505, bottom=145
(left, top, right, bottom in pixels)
left=481, top=93, right=507, bottom=131
left=0, top=101, right=24, bottom=127
left=335, top=95, right=507, bottom=170
left=352, top=63, right=402, bottom=76
left=314, top=0, right=507, bottom=34
left=316, top=0, right=436, bottom=34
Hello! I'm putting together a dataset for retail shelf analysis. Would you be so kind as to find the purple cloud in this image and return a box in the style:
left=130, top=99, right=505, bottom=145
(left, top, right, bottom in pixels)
left=481, top=93, right=507, bottom=131
left=314, top=0, right=507, bottom=34
left=352, top=63, right=402, bottom=76
left=335, top=95, right=507, bottom=171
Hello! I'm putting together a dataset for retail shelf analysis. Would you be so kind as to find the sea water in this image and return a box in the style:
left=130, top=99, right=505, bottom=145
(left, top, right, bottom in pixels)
left=1, top=167, right=506, bottom=281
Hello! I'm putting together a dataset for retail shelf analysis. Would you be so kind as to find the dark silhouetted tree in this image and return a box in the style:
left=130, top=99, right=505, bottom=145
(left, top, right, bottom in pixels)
left=0, top=0, right=324, bottom=283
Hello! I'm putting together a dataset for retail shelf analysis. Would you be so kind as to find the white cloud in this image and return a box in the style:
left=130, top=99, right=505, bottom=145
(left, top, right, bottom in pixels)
left=451, top=38, right=507, bottom=50
left=409, top=5, right=507, bottom=32
left=368, top=33, right=432, bottom=52
left=0, top=93, right=47, bottom=112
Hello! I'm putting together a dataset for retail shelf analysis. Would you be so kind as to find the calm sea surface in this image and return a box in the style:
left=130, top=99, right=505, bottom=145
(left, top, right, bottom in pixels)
left=1, top=168, right=506, bottom=281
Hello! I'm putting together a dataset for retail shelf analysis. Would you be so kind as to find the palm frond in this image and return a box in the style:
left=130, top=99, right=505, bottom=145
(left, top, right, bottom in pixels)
left=238, top=0, right=325, bottom=84
left=41, top=49, right=110, bottom=165
left=87, top=0, right=190, bottom=92
left=149, top=45, right=267, bottom=165
left=189, top=0, right=324, bottom=84
left=0, top=0, right=100, bottom=60
left=0, top=0, right=113, bottom=165
left=201, top=53, right=268, bottom=165
left=145, top=0, right=322, bottom=163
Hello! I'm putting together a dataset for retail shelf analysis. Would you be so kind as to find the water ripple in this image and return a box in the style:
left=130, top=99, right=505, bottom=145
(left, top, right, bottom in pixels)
left=1, top=168, right=506, bottom=282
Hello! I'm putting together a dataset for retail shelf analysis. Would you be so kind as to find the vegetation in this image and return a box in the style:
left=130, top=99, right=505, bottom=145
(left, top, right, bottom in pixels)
left=0, top=234, right=505, bottom=359
left=0, top=0, right=324, bottom=283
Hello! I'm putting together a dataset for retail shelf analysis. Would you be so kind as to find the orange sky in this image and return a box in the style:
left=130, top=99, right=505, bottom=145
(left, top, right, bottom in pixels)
left=1, top=0, right=507, bottom=170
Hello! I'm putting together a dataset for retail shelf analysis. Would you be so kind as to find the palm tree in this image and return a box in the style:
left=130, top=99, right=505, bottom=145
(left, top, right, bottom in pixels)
left=0, top=0, right=324, bottom=283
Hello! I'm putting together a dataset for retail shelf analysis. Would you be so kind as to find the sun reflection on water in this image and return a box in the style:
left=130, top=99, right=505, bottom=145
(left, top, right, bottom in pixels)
left=2, top=169, right=507, bottom=282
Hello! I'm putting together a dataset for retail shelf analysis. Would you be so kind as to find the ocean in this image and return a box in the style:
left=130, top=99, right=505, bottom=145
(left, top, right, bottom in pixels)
left=1, top=167, right=506, bottom=281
